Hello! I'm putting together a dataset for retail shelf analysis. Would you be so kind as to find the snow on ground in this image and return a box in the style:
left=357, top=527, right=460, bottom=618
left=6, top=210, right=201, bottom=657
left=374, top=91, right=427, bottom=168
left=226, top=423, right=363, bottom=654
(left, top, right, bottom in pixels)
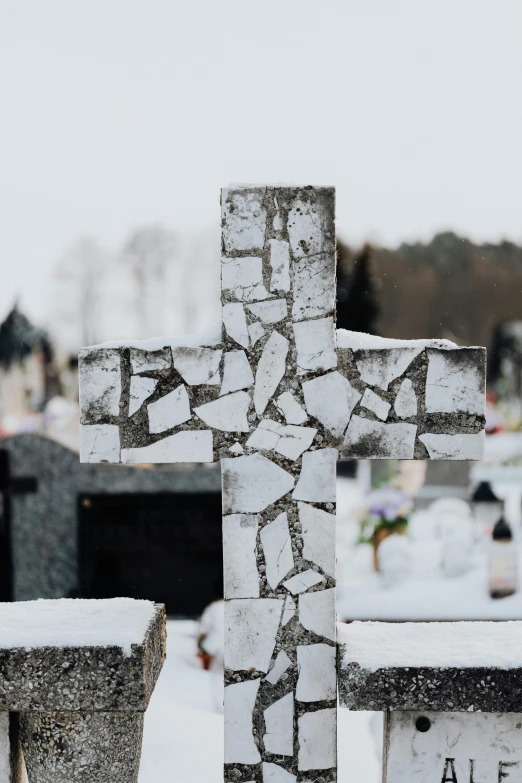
left=139, top=620, right=381, bottom=783
left=337, top=547, right=522, bottom=621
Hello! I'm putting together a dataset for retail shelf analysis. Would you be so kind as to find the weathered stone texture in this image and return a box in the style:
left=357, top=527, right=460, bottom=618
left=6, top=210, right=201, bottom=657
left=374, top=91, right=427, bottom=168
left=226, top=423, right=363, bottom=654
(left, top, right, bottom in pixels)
left=77, top=183, right=488, bottom=783
left=220, top=186, right=337, bottom=783
left=0, top=601, right=165, bottom=783
left=0, top=603, right=166, bottom=712
left=19, top=711, right=144, bottom=783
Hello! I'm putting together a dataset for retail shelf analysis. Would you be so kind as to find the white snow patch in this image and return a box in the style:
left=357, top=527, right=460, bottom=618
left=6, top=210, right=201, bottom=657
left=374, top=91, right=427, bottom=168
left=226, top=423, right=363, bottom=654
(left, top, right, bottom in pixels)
left=336, top=330, right=457, bottom=351
left=91, top=320, right=222, bottom=350
left=339, top=620, right=522, bottom=671
left=0, top=598, right=156, bottom=657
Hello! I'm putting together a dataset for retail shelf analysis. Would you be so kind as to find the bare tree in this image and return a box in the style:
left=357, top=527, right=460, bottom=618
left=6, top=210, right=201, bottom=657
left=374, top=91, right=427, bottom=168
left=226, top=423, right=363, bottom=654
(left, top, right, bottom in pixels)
left=50, top=237, right=108, bottom=350
left=121, top=225, right=177, bottom=336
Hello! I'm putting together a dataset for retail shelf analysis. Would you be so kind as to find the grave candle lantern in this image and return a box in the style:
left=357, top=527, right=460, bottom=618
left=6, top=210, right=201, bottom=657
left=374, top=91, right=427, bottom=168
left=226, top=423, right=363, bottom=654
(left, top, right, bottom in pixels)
left=471, top=480, right=504, bottom=540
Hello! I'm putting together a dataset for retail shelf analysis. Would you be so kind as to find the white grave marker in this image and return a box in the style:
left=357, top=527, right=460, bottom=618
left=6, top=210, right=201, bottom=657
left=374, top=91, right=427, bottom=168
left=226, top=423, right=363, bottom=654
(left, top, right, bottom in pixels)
left=339, top=621, right=522, bottom=783
left=79, top=185, right=487, bottom=782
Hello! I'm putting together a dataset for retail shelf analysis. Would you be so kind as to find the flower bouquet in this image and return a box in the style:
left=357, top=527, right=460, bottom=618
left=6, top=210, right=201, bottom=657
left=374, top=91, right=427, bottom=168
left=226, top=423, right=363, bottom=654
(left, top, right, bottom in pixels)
left=359, top=483, right=413, bottom=570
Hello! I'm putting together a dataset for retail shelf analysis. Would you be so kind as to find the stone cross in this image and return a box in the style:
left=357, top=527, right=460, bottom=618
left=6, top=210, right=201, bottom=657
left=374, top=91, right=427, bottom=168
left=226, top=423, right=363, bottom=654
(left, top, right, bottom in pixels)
left=78, top=185, right=487, bottom=783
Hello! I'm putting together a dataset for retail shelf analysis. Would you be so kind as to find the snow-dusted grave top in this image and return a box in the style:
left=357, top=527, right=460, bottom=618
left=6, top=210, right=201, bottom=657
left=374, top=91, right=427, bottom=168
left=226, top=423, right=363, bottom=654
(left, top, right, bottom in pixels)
left=0, top=598, right=157, bottom=656
left=338, top=620, right=522, bottom=713
left=0, top=599, right=166, bottom=712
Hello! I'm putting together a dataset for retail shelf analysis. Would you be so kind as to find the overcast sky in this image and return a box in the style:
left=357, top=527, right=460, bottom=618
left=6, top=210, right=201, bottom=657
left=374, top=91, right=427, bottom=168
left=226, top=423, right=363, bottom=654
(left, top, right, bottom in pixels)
left=1, top=0, right=521, bottom=325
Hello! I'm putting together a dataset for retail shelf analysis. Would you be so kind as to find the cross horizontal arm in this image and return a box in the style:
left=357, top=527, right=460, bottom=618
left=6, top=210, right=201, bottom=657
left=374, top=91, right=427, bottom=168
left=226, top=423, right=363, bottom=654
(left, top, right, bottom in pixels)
left=79, top=326, right=226, bottom=463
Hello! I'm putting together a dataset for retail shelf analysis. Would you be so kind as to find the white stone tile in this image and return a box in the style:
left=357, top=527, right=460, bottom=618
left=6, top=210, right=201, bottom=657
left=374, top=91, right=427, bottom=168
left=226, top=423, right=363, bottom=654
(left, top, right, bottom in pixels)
left=297, top=708, right=336, bottom=771
left=247, top=299, right=287, bottom=324
left=296, top=644, right=336, bottom=702
left=283, top=569, right=325, bottom=595
left=302, top=371, right=361, bottom=436
left=80, top=424, right=120, bottom=463
left=282, top=595, right=296, bottom=626
left=292, top=254, right=336, bottom=321
left=247, top=419, right=282, bottom=451
left=275, top=425, right=316, bottom=461
left=172, top=347, right=222, bottom=386
left=148, top=384, right=191, bottom=434
left=419, top=431, right=485, bottom=460
left=262, top=762, right=296, bottom=783
left=394, top=378, right=418, bottom=419
left=195, top=390, right=250, bottom=432
left=129, top=376, right=157, bottom=416
left=298, top=588, right=336, bottom=642
left=222, top=186, right=266, bottom=253
left=275, top=391, right=308, bottom=425
left=425, top=349, right=485, bottom=415
left=223, top=515, right=260, bottom=599
left=343, top=415, right=417, bottom=459
left=248, top=321, right=265, bottom=346
left=354, top=347, right=422, bottom=391
left=222, top=257, right=272, bottom=302
left=129, top=348, right=171, bottom=374
left=298, top=502, right=336, bottom=578
left=293, top=318, right=337, bottom=374
left=220, top=350, right=254, bottom=396
left=287, top=198, right=332, bottom=259
left=254, top=331, right=289, bottom=415
left=264, top=649, right=293, bottom=685
left=361, top=388, right=391, bottom=421
left=222, top=454, right=295, bottom=513
left=121, top=430, right=213, bottom=463
left=247, top=419, right=316, bottom=461
left=229, top=441, right=245, bottom=455
left=293, top=449, right=337, bottom=503
left=260, top=512, right=294, bottom=590
left=224, top=599, right=283, bottom=672
left=79, top=348, right=121, bottom=422
left=224, top=679, right=261, bottom=764
left=223, top=303, right=249, bottom=349
left=263, top=692, right=294, bottom=756
left=269, top=239, right=291, bottom=292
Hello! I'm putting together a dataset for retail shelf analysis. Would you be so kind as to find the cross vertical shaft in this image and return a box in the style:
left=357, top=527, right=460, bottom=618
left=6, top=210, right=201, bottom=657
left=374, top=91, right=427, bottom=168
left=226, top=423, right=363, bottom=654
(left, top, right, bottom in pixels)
left=221, top=186, right=337, bottom=782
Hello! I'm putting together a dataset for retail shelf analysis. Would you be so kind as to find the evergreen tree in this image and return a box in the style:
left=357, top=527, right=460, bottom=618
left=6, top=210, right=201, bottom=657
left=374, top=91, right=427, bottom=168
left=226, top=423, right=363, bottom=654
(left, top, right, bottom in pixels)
left=336, top=241, right=379, bottom=334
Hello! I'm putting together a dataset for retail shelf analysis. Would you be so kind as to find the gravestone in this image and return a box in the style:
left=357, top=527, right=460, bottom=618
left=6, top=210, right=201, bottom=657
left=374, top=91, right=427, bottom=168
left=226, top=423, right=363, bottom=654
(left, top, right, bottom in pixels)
left=339, top=621, right=522, bottom=782
left=0, top=598, right=165, bottom=783
left=0, top=435, right=221, bottom=613
left=0, top=450, right=37, bottom=601
left=79, top=185, right=487, bottom=782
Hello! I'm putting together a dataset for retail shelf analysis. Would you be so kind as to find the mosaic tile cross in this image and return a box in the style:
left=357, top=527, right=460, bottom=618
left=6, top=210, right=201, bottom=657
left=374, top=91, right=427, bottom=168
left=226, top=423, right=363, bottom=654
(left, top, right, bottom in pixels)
left=79, top=185, right=487, bottom=783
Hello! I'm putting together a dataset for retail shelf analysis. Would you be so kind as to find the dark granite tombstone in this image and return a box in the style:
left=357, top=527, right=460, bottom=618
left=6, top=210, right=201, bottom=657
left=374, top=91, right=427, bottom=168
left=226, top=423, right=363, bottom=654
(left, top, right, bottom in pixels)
left=0, top=434, right=222, bottom=615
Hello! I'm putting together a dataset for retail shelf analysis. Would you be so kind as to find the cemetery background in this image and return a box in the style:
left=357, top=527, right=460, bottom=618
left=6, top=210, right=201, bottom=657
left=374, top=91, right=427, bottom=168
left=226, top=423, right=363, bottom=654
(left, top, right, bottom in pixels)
left=0, top=2, right=521, bottom=781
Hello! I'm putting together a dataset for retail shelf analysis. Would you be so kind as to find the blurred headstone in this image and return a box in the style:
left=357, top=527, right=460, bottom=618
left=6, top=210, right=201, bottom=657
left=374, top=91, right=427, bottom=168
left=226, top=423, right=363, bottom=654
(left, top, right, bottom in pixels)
left=0, top=434, right=221, bottom=614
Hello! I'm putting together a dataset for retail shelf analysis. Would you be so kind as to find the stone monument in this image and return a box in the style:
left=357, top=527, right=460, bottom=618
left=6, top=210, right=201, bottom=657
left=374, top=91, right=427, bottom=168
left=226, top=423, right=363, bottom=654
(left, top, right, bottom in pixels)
left=0, top=598, right=165, bottom=782
left=79, top=185, right=487, bottom=782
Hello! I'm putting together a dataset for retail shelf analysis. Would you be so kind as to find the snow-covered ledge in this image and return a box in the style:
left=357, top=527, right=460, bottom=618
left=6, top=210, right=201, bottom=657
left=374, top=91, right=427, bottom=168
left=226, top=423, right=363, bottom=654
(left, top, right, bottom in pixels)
left=337, top=621, right=522, bottom=712
left=0, top=599, right=166, bottom=783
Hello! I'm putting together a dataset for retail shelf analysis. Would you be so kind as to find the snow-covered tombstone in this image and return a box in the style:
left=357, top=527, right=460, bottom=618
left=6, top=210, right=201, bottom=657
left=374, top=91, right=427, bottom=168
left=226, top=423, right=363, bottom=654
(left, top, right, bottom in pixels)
left=339, top=621, right=522, bottom=783
left=0, top=598, right=165, bottom=783
left=78, top=185, right=487, bottom=782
